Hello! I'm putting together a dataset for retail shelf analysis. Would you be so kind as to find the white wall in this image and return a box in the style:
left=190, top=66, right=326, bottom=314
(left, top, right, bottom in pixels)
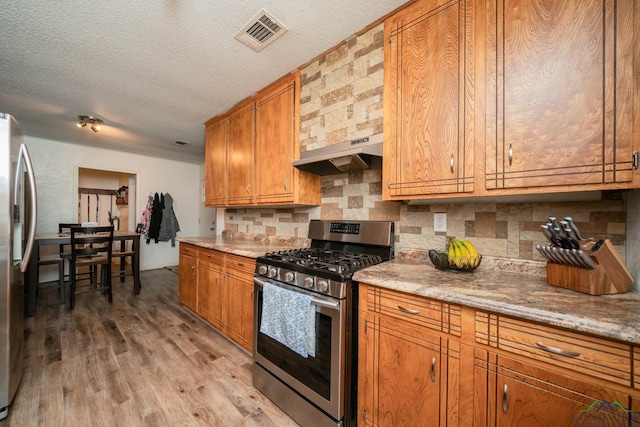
left=25, top=136, right=202, bottom=270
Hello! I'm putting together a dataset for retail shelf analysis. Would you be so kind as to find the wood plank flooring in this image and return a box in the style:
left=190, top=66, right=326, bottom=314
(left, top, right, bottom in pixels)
left=2, top=268, right=299, bottom=426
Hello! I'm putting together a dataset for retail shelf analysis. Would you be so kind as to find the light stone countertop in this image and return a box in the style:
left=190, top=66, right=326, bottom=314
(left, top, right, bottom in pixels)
left=177, top=235, right=308, bottom=259
left=353, top=258, right=640, bottom=345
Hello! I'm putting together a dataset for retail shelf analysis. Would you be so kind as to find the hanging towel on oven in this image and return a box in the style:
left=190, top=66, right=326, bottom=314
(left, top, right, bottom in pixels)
left=260, top=282, right=317, bottom=358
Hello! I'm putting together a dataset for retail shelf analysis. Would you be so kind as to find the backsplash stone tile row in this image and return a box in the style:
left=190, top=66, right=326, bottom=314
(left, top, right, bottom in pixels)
left=224, top=169, right=627, bottom=262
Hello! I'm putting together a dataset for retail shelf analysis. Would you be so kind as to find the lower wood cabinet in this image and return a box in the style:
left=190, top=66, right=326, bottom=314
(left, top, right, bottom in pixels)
left=178, top=245, right=197, bottom=312
left=178, top=243, right=255, bottom=353
left=475, top=351, right=632, bottom=427
left=358, top=283, right=640, bottom=427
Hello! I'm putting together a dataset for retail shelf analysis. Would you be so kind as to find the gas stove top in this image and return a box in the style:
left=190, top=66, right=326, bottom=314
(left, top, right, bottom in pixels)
left=261, top=248, right=384, bottom=276
left=255, top=220, right=394, bottom=298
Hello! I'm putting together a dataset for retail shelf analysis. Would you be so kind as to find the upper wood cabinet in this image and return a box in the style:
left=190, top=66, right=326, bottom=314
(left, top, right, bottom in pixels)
left=485, top=0, right=637, bottom=191
left=204, top=72, right=320, bottom=207
left=226, top=100, right=255, bottom=205
left=204, top=118, right=227, bottom=205
left=383, top=0, right=475, bottom=199
left=255, top=73, right=320, bottom=206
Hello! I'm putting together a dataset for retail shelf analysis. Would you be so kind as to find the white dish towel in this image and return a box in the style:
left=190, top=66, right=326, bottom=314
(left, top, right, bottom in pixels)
left=260, top=282, right=317, bottom=358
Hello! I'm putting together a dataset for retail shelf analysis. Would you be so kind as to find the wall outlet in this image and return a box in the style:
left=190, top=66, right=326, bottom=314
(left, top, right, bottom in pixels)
left=434, top=213, right=447, bottom=232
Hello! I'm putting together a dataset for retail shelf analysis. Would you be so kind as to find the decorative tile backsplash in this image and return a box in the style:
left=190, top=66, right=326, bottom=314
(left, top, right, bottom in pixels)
left=225, top=169, right=627, bottom=262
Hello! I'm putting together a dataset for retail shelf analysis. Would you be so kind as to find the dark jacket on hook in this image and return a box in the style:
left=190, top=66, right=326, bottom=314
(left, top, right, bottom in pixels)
left=147, top=192, right=163, bottom=243
left=158, top=192, right=180, bottom=246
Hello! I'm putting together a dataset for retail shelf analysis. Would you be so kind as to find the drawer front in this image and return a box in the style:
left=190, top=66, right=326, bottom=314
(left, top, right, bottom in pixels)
left=180, top=243, right=198, bottom=258
left=198, top=247, right=224, bottom=267
left=226, top=254, right=255, bottom=277
left=476, top=312, right=631, bottom=386
left=365, top=286, right=461, bottom=336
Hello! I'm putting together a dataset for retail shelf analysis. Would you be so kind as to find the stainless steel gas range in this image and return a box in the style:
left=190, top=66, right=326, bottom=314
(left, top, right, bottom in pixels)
left=253, top=220, right=394, bottom=427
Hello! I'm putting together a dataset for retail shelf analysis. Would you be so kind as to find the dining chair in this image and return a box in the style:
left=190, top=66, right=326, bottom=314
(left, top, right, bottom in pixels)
left=68, top=226, right=114, bottom=310
left=36, top=251, right=65, bottom=304
left=111, top=239, right=140, bottom=288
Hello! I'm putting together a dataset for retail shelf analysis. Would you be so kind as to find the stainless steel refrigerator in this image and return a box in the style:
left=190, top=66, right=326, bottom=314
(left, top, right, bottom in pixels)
left=0, top=113, right=37, bottom=420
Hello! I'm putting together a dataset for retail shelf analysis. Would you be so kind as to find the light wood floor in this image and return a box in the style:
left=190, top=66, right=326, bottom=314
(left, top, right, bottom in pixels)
left=2, top=268, right=299, bottom=427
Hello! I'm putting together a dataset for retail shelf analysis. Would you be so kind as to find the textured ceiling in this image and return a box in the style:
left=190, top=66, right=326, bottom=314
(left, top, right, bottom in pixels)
left=0, top=0, right=404, bottom=163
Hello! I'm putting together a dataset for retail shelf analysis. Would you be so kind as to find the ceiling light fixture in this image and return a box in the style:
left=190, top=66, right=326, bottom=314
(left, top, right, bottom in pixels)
left=77, top=115, right=104, bottom=133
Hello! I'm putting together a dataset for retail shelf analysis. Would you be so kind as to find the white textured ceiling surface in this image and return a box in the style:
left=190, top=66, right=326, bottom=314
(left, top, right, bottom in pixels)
left=0, top=0, right=404, bottom=163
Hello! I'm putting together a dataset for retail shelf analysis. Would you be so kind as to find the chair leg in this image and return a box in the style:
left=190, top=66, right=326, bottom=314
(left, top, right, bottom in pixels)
left=106, top=265, right=113, bottom=303
left=58, top=261, right=65, bottom=304
left=69, top=267, right=76, bottom=310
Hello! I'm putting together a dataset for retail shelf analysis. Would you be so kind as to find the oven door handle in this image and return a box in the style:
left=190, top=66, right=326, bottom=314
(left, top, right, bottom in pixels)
left=310, top=298, right=339, bottom=310
left=254, top=276, right=340, bottom=311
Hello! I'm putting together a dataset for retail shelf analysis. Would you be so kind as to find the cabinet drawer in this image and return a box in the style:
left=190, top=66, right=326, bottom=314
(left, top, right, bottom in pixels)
left=476, top=312, right=631, bottom=386
left=180, top=243, right=198, bottom=258
left=226, top=254, right=255, bottom=276
left=365, top=286, right=461, bottom=336
left=198, top=247, right=224, bottom=267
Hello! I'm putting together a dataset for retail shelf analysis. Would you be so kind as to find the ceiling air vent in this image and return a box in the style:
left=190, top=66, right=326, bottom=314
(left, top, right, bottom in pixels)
left=235, top=10, right=287, bottom=52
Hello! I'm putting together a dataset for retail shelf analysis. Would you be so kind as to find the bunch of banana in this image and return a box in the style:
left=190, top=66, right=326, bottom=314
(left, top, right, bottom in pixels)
left=448, top=238, right=480, bottom=269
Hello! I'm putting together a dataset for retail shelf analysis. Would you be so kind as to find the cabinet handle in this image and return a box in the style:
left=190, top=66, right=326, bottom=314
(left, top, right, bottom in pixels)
left=218, top=188, right=223, bottom=197
left=449, top=154, right=454, bottom=174
left=283, top=178, right=288, bottom=191
left=387, top=178, right=391, bottom=189
left=502, top=384, right=508, bottom=413
left=398, top=306, right=420, bottom=315
left=430, top=357, right=436, bottom=383
left=535, top=341, right=580, bottom=357
left=246, top=185, right=251, bottom=194
left=191, top=265, right=195, bottom=275
left=508, top=144, right=513, bottom=166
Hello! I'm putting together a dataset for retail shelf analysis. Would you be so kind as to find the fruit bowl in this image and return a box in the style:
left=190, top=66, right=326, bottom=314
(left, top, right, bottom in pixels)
left=428, top=249, right=482, bottom=273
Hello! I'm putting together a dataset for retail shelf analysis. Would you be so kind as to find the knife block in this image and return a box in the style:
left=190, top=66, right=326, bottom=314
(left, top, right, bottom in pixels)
left=546, top=240, right=633, bottom=295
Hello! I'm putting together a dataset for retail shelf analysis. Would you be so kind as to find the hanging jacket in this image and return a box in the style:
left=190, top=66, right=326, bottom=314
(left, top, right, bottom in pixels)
left=138, top=194, right=153, bottom=235
left=158, top=192, right=180, bottom=246
left=147, top=192, right=163, bottom=244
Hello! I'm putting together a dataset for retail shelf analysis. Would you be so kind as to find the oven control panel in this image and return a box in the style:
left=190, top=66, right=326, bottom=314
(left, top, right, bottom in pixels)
left=329, top=222, right=360, bottom=235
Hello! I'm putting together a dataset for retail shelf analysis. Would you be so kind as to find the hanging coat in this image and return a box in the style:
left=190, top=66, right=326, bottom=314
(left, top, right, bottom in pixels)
left=147, top=192, right=163, bottom=244
left=158, top=192, right=180, bottom=246
left=138, top=194, right=153, bottom=235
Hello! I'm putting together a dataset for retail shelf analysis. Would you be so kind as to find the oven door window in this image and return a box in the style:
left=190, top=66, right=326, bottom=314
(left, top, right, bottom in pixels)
left=255, top=286, right=341, bottom=401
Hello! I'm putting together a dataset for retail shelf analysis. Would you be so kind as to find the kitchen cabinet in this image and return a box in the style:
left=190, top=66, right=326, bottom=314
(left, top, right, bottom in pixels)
left=197, top=248, right=224, bottom=330
left=485, top=0, right=637, bottom=191
left=359, top=283, right=640, bottom=426
left=178, top=244, right=256, bottom=353
left=226, top=100, right=256, bottom=205
left=223, top=254, right=255, bottom=353
left=358, top=285, right=469, bottom=426
left=204, top=118, right=227, bottom=205
left=204, top=71, right=320, bottom=207
left=475, top=351, right=632, bottom=426
left=382, top=0, right=475, bottom=199
left=178, top=244, right=197, bottom=312
left=255, top=73, right=320, bottom=206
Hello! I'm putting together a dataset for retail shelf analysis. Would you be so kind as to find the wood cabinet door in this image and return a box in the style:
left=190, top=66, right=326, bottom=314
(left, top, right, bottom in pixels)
left=226, top=102, right=255, bottom=205
left=204, top=119, right=228, bottom=206
left=485, top=0, right=635, bottom=189
left=476, top=351, right=632, bottom=427
left=360, top=313, right=443, bottom=426
left=197, top=262, right=224, bottom=330
left=255, top=75, right=296, bottom=205
left=383, top=0, right=474, bottom=198
left=178, top=255, right=197, bottom=311
left=224, top=273, right=254, bottom=353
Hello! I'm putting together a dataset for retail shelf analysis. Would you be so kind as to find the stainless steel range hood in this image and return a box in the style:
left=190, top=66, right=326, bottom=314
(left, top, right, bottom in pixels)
left=292, top=133, right=383, bottom=175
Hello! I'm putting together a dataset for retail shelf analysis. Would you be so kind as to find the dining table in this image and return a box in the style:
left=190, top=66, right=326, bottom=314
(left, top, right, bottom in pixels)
left=26, top=230, right=141, bottom=317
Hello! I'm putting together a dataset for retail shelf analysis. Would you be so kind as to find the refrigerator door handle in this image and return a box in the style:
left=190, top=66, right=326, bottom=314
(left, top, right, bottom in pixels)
left=14, top=144, right=37, bottom=272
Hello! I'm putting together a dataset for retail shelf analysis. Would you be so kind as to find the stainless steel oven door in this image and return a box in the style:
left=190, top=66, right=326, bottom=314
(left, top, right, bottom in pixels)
left=253, top=276, right=346, bottom=420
